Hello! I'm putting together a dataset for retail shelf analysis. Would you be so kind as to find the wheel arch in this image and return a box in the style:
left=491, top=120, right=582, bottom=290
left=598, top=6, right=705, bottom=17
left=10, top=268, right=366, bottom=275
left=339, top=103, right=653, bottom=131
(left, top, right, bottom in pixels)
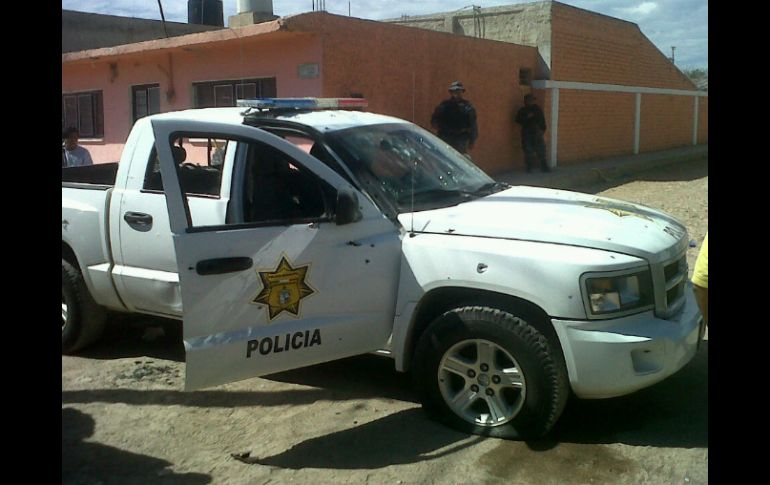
left=62, top=241, right=80, bottom=270
left=62, top=248, right=107, bottom=354
left=400, top=287, right=564, bottom=372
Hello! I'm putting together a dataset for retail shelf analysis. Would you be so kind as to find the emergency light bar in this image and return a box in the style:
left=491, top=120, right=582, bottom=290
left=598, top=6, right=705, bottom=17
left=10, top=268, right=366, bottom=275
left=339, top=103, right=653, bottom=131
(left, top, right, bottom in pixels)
left=237, top=98, right=368, bottom=110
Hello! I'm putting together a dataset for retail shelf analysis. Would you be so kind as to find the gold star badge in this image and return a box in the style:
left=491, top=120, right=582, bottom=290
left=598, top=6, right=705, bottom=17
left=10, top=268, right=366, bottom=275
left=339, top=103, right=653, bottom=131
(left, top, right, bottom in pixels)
left=584, top=200, right=653, bottom=222
left=253, top=256, right=315, bottom=320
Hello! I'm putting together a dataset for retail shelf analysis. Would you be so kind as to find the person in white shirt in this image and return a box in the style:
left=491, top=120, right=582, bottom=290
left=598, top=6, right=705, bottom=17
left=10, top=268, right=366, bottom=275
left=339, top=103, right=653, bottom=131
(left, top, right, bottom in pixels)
left=62, top=127, right=94, bottom=167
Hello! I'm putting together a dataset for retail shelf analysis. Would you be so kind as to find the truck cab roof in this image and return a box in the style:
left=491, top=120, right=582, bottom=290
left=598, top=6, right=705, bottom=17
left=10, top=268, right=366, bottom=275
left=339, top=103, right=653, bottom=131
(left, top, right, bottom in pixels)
left=147, top=107, right=407, bottom=133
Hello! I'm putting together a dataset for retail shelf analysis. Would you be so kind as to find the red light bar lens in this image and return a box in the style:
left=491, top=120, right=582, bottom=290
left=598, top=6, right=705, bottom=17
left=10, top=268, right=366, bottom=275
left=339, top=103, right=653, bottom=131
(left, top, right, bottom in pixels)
left=337, top=98, right=369, bottom=108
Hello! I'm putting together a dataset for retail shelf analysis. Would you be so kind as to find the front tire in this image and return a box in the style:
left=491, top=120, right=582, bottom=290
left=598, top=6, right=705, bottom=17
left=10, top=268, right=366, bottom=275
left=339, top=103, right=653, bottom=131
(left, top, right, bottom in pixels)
left=62, top=258, right=106, bottom=354
left=413, top=306, right=568, bottom=439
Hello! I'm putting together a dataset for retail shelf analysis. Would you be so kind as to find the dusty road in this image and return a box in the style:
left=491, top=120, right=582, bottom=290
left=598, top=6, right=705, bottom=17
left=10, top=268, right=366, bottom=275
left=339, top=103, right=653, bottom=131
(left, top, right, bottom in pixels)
left=62, top=157, right=708, bottom=484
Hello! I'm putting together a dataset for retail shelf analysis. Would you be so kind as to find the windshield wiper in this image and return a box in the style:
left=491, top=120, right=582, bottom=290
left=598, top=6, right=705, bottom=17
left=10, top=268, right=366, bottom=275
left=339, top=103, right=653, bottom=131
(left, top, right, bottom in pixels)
left=398, top=188, right=478, bottom=204
left=474, top=181, right=511, bottom=195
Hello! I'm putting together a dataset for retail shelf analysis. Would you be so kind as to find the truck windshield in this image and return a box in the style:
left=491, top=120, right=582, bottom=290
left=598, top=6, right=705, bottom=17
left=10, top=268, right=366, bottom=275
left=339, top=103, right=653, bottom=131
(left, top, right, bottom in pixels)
left=324, top=123, right=505, bottom=214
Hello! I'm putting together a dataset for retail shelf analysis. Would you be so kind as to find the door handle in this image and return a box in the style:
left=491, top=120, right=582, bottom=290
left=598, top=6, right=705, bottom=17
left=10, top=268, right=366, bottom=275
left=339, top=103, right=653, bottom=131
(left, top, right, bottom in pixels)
left=124, top=212, right=154, bottom=230
left=196, top=257, right=254, bottom=276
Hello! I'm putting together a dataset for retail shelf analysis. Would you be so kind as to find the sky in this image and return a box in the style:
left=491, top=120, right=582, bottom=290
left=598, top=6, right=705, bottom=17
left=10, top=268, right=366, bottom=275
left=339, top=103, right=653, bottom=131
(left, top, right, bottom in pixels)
left=61, top=0, right=708, bottom=69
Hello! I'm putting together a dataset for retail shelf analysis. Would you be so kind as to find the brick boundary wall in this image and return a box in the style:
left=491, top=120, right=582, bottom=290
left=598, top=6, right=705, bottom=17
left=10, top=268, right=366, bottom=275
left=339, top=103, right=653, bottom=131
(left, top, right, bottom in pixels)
left=639, top=94, right=694, bottom=153
left=697, top=97, right=708, bottom=145
left=550, top=2, right=695, bottom=90
left=382, top=2, right=709, bottom=167
left=287, top=13, right=542, bottom=175
left=554, top=90, right=635, bottom=165
left=535, top=79, right=707, bottom=167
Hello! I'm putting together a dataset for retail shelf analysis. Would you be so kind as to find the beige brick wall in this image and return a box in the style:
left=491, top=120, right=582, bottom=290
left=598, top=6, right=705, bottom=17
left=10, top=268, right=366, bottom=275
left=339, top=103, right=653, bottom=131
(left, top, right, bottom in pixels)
left=697, top=97, right=708, bottom=144
left=548, top=2, right=706, bottom=161
left=554, top=90, right=635, bottom=164
left=639, top=94, right=694, bottom=152
left=287, top=13, right=541, bottom=175
left=387, top=2, right=708, bottom=166
left=550, top=3, right=695, bottom=89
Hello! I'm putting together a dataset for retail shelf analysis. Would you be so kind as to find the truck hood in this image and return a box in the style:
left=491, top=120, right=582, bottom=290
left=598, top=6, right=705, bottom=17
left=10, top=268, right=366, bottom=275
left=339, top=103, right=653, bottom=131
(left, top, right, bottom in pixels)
left=397, top=185, right=688, bottom=264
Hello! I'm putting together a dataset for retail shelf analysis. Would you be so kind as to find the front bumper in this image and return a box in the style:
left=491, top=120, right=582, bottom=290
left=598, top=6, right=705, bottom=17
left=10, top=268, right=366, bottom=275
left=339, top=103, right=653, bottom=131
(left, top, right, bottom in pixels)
left=552, top=285, right=703, bottom=399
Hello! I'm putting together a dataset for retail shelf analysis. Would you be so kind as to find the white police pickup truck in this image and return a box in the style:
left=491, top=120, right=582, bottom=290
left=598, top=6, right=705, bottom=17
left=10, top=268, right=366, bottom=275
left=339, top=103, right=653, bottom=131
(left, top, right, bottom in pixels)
left=62, top=98, right=704, bottom=439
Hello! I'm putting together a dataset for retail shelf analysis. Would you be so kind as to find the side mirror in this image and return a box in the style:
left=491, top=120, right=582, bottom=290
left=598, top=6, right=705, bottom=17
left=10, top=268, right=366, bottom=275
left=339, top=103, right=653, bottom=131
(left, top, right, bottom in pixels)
left=336, top=189, right=363, bottom=225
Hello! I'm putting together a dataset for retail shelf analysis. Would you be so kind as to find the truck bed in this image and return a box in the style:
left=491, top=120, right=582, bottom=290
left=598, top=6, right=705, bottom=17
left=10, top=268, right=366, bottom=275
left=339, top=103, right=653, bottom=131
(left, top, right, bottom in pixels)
left=62, top=163, right=119, bottom=188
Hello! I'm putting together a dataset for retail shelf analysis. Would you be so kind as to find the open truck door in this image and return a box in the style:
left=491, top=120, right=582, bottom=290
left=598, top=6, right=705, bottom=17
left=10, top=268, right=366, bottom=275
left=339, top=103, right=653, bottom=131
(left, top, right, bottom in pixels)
left=152, top=117, right=401, bottom=390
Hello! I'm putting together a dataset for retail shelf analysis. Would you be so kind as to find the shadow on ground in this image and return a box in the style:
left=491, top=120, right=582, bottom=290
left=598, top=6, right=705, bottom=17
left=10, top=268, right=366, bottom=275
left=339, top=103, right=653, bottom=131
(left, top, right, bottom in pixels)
left=266, top=354, right=419, bottom=403
left=233, top=407, right=479, bottom=469
left=66, top=340, right=706, bottom=451
left=62, top=407, right=211, bottom=484
left=76, top=314, right=185, bottom=362
left=536, top=341, right=708, bottom=449
left=237, top=343, right=707, bottom=474
left=632, top=156, right=709, bottom=183
left=578, top=157, right=708, bottom=194
left=63, top=354, right=418, bottom=406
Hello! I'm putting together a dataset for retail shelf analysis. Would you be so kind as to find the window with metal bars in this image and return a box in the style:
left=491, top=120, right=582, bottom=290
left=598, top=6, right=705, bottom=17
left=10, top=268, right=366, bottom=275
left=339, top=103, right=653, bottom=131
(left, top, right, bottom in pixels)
left=132, top=84, right=161, bottom=122
left=192, top=78, right=277, bottom=108
left=62, top=91, right=104, bottom=138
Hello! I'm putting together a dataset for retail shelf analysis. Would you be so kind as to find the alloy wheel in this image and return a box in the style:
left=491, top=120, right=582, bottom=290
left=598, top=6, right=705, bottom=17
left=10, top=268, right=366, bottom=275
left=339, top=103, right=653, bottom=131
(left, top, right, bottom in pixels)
left=437, top=339, right=526, bottom=427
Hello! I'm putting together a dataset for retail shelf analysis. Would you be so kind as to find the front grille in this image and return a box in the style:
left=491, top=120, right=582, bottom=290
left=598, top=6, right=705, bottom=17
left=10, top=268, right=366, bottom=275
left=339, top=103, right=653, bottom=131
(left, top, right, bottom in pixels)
left=664, top=258, right=681, bottom=280
left=659, top=255, right=687, bottom=318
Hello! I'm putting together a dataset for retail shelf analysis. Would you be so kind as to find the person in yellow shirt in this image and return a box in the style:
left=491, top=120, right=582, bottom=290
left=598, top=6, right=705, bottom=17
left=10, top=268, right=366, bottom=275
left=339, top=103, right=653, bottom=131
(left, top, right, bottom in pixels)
left=692, top=232, right=708, bottom=326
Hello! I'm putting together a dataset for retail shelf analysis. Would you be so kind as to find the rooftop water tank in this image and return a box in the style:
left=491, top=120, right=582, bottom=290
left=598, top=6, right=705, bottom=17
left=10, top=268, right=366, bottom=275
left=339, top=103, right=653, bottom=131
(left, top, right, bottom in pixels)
left=188, top=0, right=224, bottom=27
left=237, top=1, right=274, bottom=15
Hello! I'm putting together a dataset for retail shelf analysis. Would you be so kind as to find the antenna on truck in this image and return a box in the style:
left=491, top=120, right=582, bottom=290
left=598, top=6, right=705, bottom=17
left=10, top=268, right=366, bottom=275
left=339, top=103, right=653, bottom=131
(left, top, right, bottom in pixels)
left=409, top=158, right=416, bottom=237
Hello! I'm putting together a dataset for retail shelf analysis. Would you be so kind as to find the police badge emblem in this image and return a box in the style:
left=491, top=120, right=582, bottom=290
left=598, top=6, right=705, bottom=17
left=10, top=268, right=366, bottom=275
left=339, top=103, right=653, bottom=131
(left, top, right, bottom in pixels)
left=584, top=198, right=653, bottom=222
left=253, top=255, right=316, bottom=320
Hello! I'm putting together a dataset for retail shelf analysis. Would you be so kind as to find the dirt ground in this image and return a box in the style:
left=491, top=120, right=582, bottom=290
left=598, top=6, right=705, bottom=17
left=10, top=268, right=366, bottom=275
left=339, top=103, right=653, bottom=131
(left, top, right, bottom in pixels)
left=62, top=157, right=708, bottom=484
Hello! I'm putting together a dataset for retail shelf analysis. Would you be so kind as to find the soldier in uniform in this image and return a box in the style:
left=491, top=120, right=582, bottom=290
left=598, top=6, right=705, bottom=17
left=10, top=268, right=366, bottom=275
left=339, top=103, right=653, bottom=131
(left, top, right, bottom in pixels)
left=515, top=94, right=549, bottom=172
left=431, top=81, right=478, bottom=155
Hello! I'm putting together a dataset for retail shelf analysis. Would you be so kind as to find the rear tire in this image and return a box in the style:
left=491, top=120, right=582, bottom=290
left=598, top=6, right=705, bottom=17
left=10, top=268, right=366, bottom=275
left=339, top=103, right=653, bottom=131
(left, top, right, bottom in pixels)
left=62, top=258, right=106, bottom=354
left=413, top=306, right=568, bottom=439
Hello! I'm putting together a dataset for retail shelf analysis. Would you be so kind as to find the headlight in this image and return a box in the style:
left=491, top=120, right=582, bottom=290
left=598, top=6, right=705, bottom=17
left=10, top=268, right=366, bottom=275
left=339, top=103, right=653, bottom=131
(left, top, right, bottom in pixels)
left=583, top=269, right=654, bottom=317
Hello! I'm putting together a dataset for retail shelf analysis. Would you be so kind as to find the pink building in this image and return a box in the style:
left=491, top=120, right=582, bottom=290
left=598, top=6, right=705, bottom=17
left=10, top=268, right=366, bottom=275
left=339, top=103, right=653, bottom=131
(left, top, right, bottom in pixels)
left=61, top=11, right=541, bottom=174
left=62, top=5, right=706, bottom=175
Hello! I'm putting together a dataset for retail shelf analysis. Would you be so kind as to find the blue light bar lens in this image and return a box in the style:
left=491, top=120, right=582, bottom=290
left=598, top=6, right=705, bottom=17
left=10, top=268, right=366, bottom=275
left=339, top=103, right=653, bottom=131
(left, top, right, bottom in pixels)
left=237, top=97, right=368, bottom=111
left=237, top=98, right=318, bottom=109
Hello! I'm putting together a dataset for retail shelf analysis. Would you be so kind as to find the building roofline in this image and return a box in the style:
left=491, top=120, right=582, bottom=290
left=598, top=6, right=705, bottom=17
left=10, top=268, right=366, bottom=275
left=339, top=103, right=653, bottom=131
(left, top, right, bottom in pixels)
left=384, top=1, right=640, bottom=29
left=291, top=11, right=540, bottom=51
left=384, top=0, right=551, bottom=22
left=63, top=10, right=539, bottom=64
left=550, top=1, right=638, bottom=28
left=62, top=16, right=291, bottom=63
left=62, top=9, right=214, bottom=28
